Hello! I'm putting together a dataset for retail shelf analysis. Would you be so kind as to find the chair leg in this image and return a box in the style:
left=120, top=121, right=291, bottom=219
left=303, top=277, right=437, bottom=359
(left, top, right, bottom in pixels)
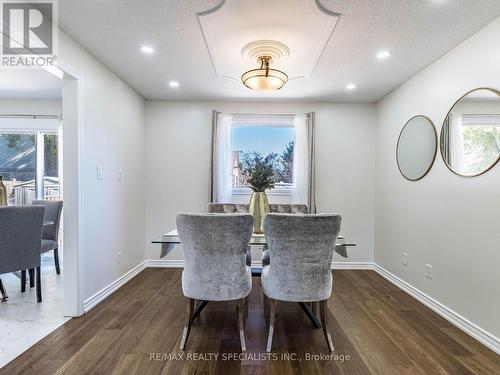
left=54, top=248, right=61, bottom=274
left=266, top=299, right=278, bottom=352
left=243, top=296, right=249, bottom=321
left=0, top=278, right=8, bottom=301
left=262, top=288, right=269, bottom=322
left=236, top=298, right=247, bottom=352
left=192, top=300, right=209, bottom=320
left=179, top=298, right=195, bottom=350
left=36, top=267, right=42, bottom=303
left=319, top=300, right=334, bottom=352
left=21, top=270, right=26, bottom=292
left=29, top=268, right=35, bottom=288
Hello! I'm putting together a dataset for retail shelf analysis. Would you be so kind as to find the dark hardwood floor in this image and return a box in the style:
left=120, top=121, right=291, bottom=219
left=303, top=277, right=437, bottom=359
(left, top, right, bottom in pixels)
left=2, top=269, right=499, bottom=375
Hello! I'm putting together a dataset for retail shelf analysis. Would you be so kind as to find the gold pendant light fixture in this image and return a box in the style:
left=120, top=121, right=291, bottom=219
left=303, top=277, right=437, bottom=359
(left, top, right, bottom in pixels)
left=241, top=40, right=290, bottom=91
left=241, top=56, right=288, bottom=91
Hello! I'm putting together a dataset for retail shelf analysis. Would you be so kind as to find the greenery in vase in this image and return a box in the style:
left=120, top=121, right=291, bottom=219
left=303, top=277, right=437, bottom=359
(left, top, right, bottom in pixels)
left=239, top=153, right=276, bottom=192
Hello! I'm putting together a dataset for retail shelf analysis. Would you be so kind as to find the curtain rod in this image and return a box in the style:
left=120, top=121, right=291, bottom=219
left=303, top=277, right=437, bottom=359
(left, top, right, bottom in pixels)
left=0, top=114, right=62, bottom=120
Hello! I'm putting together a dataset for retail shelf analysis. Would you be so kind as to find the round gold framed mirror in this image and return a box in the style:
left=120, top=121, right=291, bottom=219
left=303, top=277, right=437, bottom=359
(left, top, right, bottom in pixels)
left=440, top=88, right=500, bottom=177
left=397, top=115, right=437, bottom=181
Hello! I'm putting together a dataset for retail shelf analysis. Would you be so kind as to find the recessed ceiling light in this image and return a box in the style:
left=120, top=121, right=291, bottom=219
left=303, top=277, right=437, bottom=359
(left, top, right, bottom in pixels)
left=376, top=50, right=391, bottom=60
left=169, top=81, right=179, bottom=88
left=346, top=83, right=356, bottom=90
left=141, top=45, right=154, bottom=54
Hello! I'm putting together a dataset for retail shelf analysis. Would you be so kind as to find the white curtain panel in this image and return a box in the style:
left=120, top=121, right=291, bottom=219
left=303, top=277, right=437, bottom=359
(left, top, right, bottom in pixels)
left=211, top=112, right=233, bottom=203
left=293, top=112, right=316, bottom=213
left=293, top=114, right=309, bottom=205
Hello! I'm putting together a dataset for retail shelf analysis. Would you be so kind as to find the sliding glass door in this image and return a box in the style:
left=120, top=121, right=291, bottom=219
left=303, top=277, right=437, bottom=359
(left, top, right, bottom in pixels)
left=43, top=133, right=62, bottom=201
left=0, top=131, right=61, bottom=206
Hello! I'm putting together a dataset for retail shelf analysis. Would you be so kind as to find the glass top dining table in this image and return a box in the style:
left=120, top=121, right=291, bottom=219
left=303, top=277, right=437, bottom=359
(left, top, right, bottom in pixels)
left=152, top=229, right=356, bottom=259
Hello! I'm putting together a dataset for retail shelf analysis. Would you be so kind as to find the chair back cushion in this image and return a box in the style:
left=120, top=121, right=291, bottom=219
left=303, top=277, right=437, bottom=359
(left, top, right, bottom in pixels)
left=262, top=214, right=341, bottom=302
left=32, top=200, right=63, bottom=241
left=0, top=206, right=45, bottom=273
left=269, top=204, right=308, bottom=214
left=207, top=203, right=249, bottom=213
left=177, top=213, right=253, bottom=301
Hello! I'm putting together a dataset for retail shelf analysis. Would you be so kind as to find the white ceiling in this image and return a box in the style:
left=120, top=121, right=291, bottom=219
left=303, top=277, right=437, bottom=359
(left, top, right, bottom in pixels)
left=59, top=0, right=500, bottom=102
left=0, top=69, right=63, bottom=99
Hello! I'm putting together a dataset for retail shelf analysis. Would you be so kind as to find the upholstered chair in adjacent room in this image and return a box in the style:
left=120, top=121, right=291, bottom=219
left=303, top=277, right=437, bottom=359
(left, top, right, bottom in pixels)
left=261, top=213, right=341, bottom=352
left=207, top=203, right=252, bottom=267
left=176, top=213, right=253, bottom=352
left=0, top=206, right=45, bottom=303
left=32, top=200, right=63, bottom=274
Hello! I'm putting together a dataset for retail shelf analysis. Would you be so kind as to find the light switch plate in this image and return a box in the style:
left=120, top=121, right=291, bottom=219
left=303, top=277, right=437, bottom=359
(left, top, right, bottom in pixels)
left=96, top=166, right=103, bottom=180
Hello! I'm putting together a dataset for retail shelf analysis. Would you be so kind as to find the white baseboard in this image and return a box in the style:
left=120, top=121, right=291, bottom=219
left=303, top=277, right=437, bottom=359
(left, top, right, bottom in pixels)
left=332, top=261, right=374, bottom=270
left=249, top=260, right=375, bottom=270
left=83, top=260, right=147, bottom=313
left=373, top=264, right=500, bottom=355
left=250, top=261, right=262, bottom=269
left=145, top=259, right=185, bottom=268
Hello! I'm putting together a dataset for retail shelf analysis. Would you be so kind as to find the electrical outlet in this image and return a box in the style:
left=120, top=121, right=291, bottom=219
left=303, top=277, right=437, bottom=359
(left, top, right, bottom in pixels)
left=117, top=169, right=123, bottom=182
left=117, top=251, right=123, bottom=263
left=425, top=264, right=432, bottom=279
left=402, top=252, right=408, bottom=266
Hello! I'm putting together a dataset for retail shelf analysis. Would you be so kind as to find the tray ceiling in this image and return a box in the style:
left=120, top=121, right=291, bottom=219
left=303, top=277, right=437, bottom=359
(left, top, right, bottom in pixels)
left=198, top=0, right=340, bottom=84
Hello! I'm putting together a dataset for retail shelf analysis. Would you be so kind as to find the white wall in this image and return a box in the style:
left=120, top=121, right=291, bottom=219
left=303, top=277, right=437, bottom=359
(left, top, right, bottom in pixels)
left=375, top=18, right=500, bottom=339
left=0, top=98, right=62, bottom=115
left=145, top=101, right=376, bottom=264
left=59, top=31, right=146, bottom=302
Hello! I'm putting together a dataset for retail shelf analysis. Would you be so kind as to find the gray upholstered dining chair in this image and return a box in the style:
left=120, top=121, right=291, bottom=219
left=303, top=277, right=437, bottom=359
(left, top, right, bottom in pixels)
left=206, top=203, right=249, bottom=213
left=261, top=213, right=341, bottom=352
left=32, top=200, right=63, bottom=274
left=177, top=213, right=253, bottom=352
left=0, top=206, right=45, bottom=303
left=262, top=204, right=308, bottom=267
left=269, top=204, right=308, bottom=214
left=207, top=203, right=252, bottom=267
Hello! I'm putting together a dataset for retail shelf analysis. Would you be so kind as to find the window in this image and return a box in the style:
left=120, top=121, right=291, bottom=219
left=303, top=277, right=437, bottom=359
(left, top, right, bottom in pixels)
left=212, top=112, right=313, bottom=205
left=227, top=115, right=296, bottom=194
left=231, top=124, right=295, bottom=190
left=461, top=114, right=500, bottom=175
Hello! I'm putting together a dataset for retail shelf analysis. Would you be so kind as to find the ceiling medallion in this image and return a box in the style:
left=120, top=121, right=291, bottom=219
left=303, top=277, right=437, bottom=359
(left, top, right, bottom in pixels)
left=241, top=40, right=289, bottom=91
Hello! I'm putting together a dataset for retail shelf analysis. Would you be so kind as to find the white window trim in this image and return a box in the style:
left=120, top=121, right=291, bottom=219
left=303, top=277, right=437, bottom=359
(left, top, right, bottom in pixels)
left=462, top=114, right=500, bottom=126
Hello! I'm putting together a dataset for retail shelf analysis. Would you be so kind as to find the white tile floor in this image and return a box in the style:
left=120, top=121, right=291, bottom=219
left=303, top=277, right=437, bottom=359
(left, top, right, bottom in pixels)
left=0, top=254, right=69, bottom=368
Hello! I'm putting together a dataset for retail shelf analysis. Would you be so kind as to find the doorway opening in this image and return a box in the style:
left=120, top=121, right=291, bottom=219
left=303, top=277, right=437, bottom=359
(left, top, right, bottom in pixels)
left=0, top=67, right=81, bottom=367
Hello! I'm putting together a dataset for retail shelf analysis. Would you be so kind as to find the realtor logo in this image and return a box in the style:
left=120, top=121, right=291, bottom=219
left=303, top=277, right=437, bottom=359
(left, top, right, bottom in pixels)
left=1, top=0, right=58, bottom=68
